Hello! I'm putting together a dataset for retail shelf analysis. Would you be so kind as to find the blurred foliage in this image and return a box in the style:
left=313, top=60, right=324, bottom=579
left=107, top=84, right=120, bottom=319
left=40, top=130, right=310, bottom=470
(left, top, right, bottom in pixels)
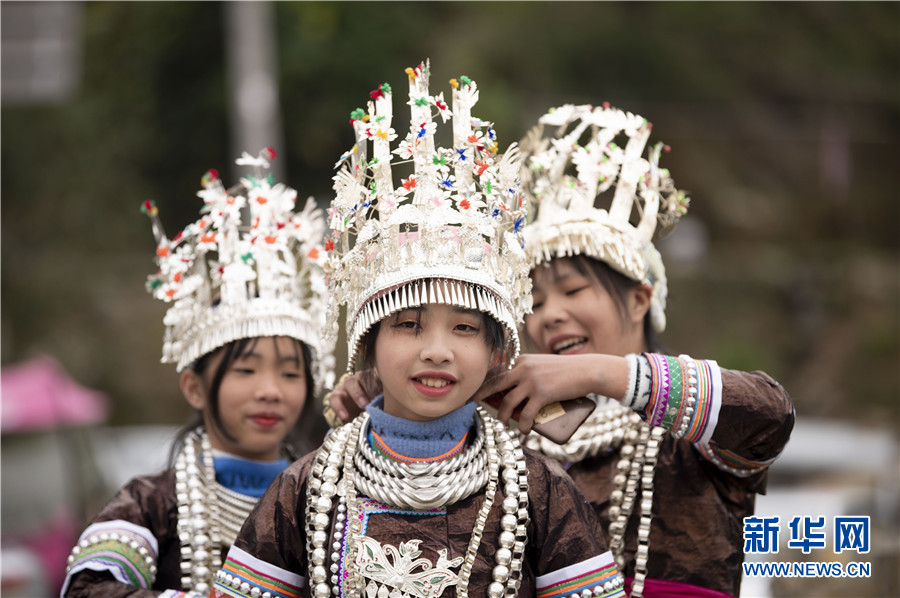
left=2, top=1, right=898, bottom=432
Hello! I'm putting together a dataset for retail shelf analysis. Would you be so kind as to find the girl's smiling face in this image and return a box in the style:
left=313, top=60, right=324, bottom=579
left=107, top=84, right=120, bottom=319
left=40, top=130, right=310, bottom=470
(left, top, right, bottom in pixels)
left=373, top=303, right=494, bottom=422
left=181, top=336, right=308, bottom=461
left=525, top=258, right=649, bottom=358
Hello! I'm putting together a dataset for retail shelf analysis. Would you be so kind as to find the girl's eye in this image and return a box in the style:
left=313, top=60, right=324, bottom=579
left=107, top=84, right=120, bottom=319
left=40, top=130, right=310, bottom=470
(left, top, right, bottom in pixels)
left=531, top=300, right=544, bottom=310
left=233, top=367, right=255, bottom=375
left=282, top=371, right=301, bottom=380
left=394, top=320, right=419, bottom=330
left=455, top=323, right=479, bottom=333
left=565, top=286, right=589, bottom=296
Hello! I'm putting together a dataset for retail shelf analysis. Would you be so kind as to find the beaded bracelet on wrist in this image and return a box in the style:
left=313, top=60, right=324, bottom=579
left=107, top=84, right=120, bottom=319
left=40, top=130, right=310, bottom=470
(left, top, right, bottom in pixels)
left=634, top=353, right=716, bottom=444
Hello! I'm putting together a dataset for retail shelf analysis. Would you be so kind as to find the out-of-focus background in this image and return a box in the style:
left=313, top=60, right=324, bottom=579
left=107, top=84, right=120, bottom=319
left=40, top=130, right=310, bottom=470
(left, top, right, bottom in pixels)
left=1, top=2, right=897, bottom=596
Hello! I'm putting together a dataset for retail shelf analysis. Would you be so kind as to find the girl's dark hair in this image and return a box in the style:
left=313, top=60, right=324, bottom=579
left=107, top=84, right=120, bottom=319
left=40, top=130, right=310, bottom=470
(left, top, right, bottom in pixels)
left=168, top=337, right=324, bottom=466
left=563, top=255, right=665, bottom=353
left=355, top=291, right=507, bottom=398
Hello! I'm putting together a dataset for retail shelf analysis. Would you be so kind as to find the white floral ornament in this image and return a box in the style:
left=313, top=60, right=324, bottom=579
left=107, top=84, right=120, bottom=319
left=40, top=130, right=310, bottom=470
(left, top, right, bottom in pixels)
left=519, top=104, right=690, bottom=332
left=142, top=149, right=335, bottom=392
left=356, top=537, right=464, bottom=598
left=325, top=60, right=531, bottom=369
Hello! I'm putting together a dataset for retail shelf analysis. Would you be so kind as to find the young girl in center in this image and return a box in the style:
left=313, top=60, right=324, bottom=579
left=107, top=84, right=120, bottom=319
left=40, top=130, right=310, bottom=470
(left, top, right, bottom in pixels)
left=61, top=149, right=333, bottom=597
left=210, top=62, right=625, bottom=598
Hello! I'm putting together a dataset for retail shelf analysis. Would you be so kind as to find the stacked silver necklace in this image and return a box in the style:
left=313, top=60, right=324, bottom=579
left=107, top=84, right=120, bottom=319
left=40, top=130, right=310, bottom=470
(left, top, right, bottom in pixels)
left=174, top=428, right=258, bottom=594
left=352, top=416, right=490, bottom=510
left=524, top=397, right=662, bottom=598
left=305, top=407, right=530, bottom=598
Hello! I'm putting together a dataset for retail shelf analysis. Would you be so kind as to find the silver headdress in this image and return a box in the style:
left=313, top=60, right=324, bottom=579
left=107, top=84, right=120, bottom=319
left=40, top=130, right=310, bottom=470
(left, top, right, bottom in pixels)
left=142, top=148, right=335, bottom=391
left=325, top=60, right=531, bottom=369
left=520, top=104, right=690, bottom=332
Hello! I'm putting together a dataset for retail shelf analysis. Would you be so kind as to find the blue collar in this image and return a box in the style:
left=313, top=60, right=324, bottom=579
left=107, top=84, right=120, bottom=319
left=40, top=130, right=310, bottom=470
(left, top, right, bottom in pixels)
left=212, top=453, right=289, bottom=498
left=365, top=396, right=476, bottom=462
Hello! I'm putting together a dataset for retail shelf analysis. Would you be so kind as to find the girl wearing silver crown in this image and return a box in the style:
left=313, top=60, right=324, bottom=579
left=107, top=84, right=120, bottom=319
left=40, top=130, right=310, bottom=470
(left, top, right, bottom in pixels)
left=329, top=105, right=794, bottom=598
left=61, top=150, right=334, bottom=598
left=210, top=63, right=626, bottom=598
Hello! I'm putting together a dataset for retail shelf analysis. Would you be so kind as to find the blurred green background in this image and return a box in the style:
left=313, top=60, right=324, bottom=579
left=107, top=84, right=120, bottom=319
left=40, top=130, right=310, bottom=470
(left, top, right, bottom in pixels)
left=1, top=2, right=898, bottom=596
left=3, top=0, right=897, bottom=430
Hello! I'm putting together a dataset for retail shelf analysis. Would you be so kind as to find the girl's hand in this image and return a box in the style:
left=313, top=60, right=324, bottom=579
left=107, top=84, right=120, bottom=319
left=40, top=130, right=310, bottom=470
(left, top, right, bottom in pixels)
left=324, top=371, right=378, bottom=425
left=473, top=353, right=627, bottom=434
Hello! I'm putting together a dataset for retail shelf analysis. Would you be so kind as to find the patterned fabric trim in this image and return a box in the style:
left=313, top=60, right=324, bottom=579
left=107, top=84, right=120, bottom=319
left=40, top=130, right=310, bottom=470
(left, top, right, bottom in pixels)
left=640, top=354, right=722, bottom=444
left=370, top=428, right=469, bottom=463
left=695, top=442, right=778, bottom=478
left=61, top=519, right=158, bottom=595
left=355, top=497, right=446, bottom=534
left=160, top=591, right=206, bottom=598
left=535, top=551, right=626, bottom=598
left=690, top=357, right=722, bottom=445
left=211, top=545, right=305, bottom=598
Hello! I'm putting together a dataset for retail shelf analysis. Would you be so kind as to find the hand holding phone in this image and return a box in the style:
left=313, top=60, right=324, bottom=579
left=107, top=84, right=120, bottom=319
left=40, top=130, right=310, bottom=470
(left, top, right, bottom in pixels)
left=480, top=390, right=595, bottom=445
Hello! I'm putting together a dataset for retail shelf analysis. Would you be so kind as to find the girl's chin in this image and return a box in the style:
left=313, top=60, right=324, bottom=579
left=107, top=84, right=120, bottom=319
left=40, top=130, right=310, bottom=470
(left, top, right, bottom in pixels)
left=385, top=400, right=469, bottom=422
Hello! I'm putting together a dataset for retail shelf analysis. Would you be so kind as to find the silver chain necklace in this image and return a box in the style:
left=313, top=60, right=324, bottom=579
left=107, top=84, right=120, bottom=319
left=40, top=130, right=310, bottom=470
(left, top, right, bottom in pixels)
left=174, top=428, right=258, bottom=594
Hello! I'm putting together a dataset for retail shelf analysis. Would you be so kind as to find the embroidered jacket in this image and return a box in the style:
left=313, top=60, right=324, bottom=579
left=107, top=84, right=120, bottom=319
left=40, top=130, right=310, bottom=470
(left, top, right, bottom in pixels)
left=551, top=365, right=794, bottom=597
left=211, top=445, right=625, bottom=598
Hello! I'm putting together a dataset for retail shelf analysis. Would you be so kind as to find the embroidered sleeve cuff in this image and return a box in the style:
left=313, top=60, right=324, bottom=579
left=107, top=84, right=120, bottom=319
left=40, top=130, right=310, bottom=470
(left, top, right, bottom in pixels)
left=695, top=442, right=778, bottom=477
left=211, top=545, right=305, bottom=598
left=535, top=551, right=626, bottom=598
left=639, top=353, right=721, bottom=443
left=61, top=520, right=158, bottom=595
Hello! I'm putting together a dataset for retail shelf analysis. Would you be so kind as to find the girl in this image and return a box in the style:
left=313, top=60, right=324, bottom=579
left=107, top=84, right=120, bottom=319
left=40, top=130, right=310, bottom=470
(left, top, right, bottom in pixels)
left=61, top=149, right=333, bottom=597
left=210, top=63, right=626, bottom=598
left=329, top=105, right=795, bottom=598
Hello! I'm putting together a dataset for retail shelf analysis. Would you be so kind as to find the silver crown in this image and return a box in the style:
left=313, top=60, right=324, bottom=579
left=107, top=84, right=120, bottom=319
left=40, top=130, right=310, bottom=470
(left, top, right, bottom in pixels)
left=325, top=61, right=531, bottom=369
left=520, top=104, right=690, bottom=331
left=143, top=148, right=335, bottom=391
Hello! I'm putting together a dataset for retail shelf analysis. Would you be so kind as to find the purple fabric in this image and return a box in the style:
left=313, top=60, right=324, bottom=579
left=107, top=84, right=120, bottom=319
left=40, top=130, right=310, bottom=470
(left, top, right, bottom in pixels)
left=626, top=576, right=734, bottom=598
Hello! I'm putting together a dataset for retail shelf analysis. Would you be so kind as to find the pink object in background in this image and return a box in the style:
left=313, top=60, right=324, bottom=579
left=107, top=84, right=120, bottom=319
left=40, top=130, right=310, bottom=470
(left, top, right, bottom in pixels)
left=1, top=354, right=108, bottom=433
left=1, top=354, right=110, bottom=593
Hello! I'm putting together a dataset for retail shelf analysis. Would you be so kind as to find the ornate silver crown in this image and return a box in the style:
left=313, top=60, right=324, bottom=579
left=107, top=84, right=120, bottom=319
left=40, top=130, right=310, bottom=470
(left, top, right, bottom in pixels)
left=325, top=60, right=532, bottom=368
left=520, top=104, right=690, bottom=331
left=143, top=148, right=334, bottom=390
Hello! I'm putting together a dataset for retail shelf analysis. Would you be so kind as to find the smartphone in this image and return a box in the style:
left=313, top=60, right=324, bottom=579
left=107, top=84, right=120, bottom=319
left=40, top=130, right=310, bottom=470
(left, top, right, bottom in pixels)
left=480, top=391, right=596, bottom=444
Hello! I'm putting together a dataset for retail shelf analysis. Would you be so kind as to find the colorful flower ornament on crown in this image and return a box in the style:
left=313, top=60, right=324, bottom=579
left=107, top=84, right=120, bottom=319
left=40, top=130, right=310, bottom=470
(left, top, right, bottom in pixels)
left=519, top=104, right=690, bottom=332
left=325, top=60, right=531, bottom=369
left=142, top=148, right=335, bottom=392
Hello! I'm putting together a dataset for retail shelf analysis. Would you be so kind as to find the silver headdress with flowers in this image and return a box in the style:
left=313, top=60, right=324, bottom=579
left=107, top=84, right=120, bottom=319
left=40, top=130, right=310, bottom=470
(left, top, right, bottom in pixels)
left=326, top=60, right=531, bottom=369
left=142, top=148, right=334, bottom=391
left=520, top=104, right=690, bottom=332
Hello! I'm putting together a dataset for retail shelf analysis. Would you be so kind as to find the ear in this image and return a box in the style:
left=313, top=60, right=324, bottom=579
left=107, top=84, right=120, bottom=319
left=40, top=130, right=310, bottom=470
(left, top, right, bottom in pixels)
left=180, top=369, right=208, bottom=411
left=628, top=283, right=653, bottom=325
left=489, top=347, right=504, bottom=369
